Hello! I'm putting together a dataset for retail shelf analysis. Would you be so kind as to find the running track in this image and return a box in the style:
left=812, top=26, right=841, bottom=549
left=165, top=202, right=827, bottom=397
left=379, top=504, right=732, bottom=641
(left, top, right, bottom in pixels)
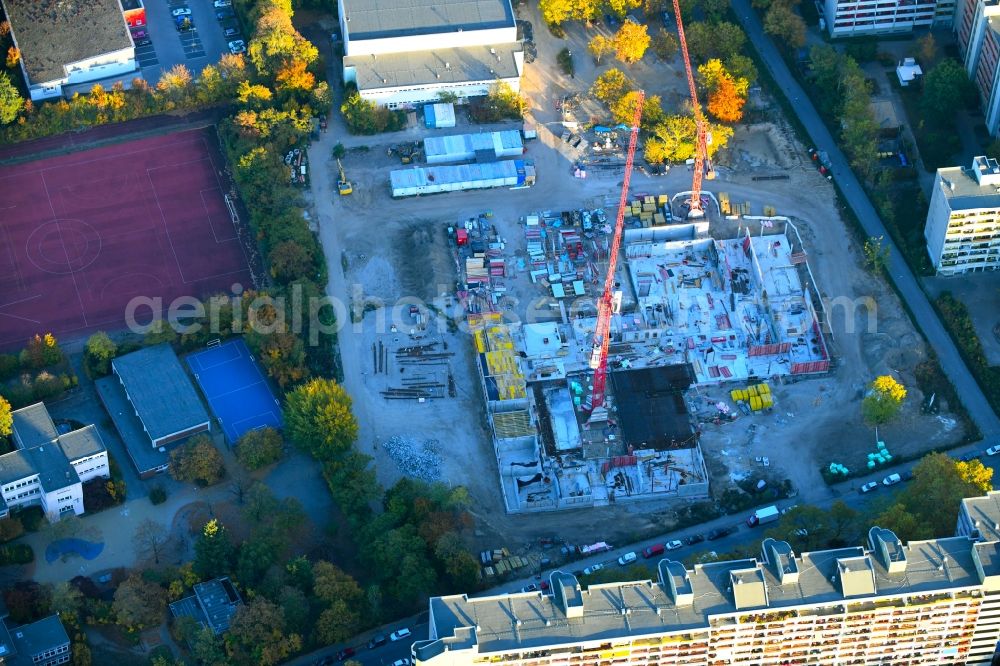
left=0, top=128, right=251, bottom=348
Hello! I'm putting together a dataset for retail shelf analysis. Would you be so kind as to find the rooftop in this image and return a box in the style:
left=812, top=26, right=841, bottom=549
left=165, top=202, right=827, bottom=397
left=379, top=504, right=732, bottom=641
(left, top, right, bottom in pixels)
left=8, top=615, right=69, bottom=661
left=111, top=344, right=210, bottom=443
left=421, top=533, right=995, bottom=654
left=1, top=0, right=133, bottom=84
left=960, top=491, right=1000, bottom=542
left=345, top=43, right=520, bottom=91
left=94, top=376, right=172, bottom=474
left=937, top=156, right=1000, bottom=209
left=10, top=403, right=58, bottom=449
left=341, top=0, right=513, bottom=40
left=170, top=577, right=242, bottom=635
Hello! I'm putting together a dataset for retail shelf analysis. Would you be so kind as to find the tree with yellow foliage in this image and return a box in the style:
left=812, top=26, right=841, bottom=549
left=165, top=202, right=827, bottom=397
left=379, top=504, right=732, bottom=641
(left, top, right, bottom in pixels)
left=613, top=21, right=650, bottom=64
left=588, top=34, right=614, bottom=64
left=862, top=375, right=906, bottom=425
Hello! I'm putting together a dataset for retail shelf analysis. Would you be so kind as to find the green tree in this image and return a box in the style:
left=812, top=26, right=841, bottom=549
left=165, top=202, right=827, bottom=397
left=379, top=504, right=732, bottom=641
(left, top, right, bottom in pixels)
left=765, top=501, right=861, bottom=551
left=861, top=375, right=907, bottom=424
left=920, top=58, right=975, bottom=126
left=312, top=561, right=364, bottom=643
left=84, top=332, right=117, bottom=377
left=863, top=236, right=890, bottom=274
left=170, top=435, right=226, bottom=485
left=0, top=395, right=11, bottom=438
left=557, top=47, right=575, bottom=76
left=194, top=519, right=235, bottom=579
left=613, top=21, right=650, bottom=64
left=340, top=91, right=404, bottom=135
left=0, top=71, right=23, bottom=124
left=686, top=22, right=745, bottom=63
left=590, top=68, right=633, bottom=105
left=589, top=34, right=614, bottom=64
left=192, top=626, right=228, bottom=666
left=650, top=29, right=679, bottom=60
left=434, top=532, right=481, bottom=589
left=322, top=451, right=380, bottom=524
left=284, top=378, right=358, bottom=461
left=225, top=598, right=301, bottom=666
left=880, top=453, right=993, bottom=539
left=725, top=54, right=758, bottom=85
left=46, top=582, right=82, bottom=624
left=112, top=574, right=167, bottom=629
left=643, top=115, right=733, bottom=163
left=763, top=5, right=806, bottom=49
left=478, top=81, right=526, bottom=121
left=236, top=427, right=284, bottom=470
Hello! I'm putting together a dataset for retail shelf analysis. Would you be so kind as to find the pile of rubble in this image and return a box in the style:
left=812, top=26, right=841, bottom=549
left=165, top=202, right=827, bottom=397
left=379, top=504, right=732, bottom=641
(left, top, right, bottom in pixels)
left=382, top=436, right=442, bottom=481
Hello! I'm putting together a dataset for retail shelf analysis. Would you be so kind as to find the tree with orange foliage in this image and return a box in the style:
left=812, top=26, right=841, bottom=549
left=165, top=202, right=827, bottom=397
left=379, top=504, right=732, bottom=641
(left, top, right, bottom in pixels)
left=707, top=75, right=745, bottom=123
left=275, top=60, right=315, bottom=92
left=6, top=46, right=19, bottom=69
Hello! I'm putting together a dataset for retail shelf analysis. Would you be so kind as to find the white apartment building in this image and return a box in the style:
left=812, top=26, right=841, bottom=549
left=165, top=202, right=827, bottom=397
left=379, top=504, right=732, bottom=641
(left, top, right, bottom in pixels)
left=956, top=0, right=1000, bottom=134
left=416, top=501, right=1000, bottom=666
left=338, top=0, right=523, bottom=108
left=925, top=156, right=1000, bottom=274
left=0, top=0, right=136, bottom=102
left=0, top=403, right=109, bottom=522
left=823, top=0, right=954, bottom=37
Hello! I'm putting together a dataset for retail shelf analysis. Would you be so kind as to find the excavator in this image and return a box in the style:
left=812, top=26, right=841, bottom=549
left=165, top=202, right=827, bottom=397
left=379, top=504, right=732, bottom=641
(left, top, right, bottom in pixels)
left=337, top=158, right=353, bottom=196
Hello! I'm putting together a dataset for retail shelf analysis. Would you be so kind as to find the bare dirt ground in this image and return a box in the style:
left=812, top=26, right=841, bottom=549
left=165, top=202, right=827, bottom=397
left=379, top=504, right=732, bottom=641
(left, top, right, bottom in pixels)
left=300, top=8, right=966, bottom=549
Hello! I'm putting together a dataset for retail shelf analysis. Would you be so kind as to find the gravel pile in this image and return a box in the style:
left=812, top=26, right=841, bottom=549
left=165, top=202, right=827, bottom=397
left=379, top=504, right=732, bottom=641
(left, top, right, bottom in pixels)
left=382, top=436, right=442, bottom=481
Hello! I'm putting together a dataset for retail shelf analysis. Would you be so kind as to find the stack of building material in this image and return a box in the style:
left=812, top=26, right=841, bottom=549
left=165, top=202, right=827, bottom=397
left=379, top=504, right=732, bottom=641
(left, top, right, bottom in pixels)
left=466, top=255, right=488, bottom=285
left=730, top=383, right=774, bottom=410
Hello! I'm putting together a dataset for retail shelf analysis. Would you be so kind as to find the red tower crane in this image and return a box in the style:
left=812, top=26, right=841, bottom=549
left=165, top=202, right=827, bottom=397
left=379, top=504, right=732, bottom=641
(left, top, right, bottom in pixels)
left=588, top=91, right=645, bottom=411
left=672, top=0, right=709, bottom=218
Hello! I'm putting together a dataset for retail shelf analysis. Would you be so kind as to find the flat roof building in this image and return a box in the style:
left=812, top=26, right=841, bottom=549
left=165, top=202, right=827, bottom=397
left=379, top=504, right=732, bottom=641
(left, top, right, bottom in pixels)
left=823, top=0, right=954, bottom=37
left=417, top=509, right=1000, bottom=666
left=3, top=614, right=71, bottom=666
left=97, top=344, right=210, bottom=478
left=169, top=577, right=242, bottom=636
left=0, top=403, right=109, bottom=523
left=0, top=0, right=137, bottom=102
left=338, top=0, right=522, bottom=108
left=925, top=156, right=1000, bottom=274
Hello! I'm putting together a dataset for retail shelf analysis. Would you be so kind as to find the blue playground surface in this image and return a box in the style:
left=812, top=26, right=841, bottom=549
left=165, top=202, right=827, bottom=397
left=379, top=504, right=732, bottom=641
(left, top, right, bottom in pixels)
left=186, top=338, right=282, bottom=444
left=45, top=538, right=104, bottom=563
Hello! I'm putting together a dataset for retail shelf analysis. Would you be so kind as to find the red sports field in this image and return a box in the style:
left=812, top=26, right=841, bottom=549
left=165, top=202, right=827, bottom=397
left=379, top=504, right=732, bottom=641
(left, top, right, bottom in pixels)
left=0, top=128, right=252, bottom=348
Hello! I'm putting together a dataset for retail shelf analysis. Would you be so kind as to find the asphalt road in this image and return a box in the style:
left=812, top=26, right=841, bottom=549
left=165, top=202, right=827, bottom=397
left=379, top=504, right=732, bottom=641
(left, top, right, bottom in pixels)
left=729, top=0, right=1000, bottom=441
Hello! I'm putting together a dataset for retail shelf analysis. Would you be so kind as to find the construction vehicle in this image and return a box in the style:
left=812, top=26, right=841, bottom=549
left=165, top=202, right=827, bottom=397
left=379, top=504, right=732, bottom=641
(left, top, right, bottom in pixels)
left=337, top=159, right=352, bottom=195
left=671, top=0, right=711, bottom=218
left=587, top=91, right=644, bottom=412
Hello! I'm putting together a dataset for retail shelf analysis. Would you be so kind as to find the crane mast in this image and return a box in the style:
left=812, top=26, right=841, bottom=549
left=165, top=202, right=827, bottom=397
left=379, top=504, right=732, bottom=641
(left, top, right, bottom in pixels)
left=671, top=0, right=709, bottom=218
left=588, top=91, right=645, bottom=411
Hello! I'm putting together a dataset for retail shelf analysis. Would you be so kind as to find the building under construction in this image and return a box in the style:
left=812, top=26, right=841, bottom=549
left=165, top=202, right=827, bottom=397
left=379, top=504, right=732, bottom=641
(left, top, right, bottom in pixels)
left=452, top=207, right=829, bottom=513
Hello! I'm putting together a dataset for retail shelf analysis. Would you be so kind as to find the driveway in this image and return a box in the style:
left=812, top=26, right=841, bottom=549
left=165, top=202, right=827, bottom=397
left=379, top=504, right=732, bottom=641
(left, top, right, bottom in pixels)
left=731, top=0, right=1000, bottom=439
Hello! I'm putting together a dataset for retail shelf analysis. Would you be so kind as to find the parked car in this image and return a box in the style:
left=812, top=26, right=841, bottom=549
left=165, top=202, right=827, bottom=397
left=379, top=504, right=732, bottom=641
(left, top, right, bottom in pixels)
left=707, top=527, right=736, bottom=541
left=228, top=39, right=246, bottom=54
left=391, top=660, right=411, bottom=666
left=685, top=534, right=705, bottom=546
left=781, top=504, right=798, bottom=515
left=987, top=445, right=1000, bottom=456
left=171, top=7, right=191, bottom=16
left=214, top=0, right=232, bottom=6
left=134, top=37, right=151, bottom=46
left=618, top=552, right=637, bottom=566
left=860, top=481, right=878, bottom=493
left=334, top=648, right=355, bottom=662
left=521, top=583, right=538, bottom=593
left=539, top=580, right=550, bottom=591
left=642, top=543, right=665, bottom=559
left=582, top=563, right=605, bottom=575
left=390, top=628, right=411, bottom=642
left=223, top=27, right=240, bottom=38
left=131, top=29, right=147, bottom=39
left=367, top=635, right=387, bottom=649
left=882, top=473, right=902, bottom=486
left=665, top=540, right=683, bottom=551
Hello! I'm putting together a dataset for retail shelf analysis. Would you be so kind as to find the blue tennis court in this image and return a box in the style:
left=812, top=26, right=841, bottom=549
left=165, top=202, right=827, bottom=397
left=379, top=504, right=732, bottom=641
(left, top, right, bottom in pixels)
left=186, top=339, right=282, bottom=444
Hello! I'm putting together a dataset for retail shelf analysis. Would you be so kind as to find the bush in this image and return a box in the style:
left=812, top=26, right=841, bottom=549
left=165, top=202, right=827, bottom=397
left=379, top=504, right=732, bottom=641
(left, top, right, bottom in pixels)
left=0, top=518, right=24, bottom=543
left=82, top=478, right=126, bottom=512
left=557, top=48, right=575, bottom=77
left=340, top=91, right=406, bottom=135
left=149, top=485, right=167, bottom=505
left=16, top=507, right=44, bottom=532
left=0, top=354, right=19, bottom=381
left=0, top=543, right=33, bottom=566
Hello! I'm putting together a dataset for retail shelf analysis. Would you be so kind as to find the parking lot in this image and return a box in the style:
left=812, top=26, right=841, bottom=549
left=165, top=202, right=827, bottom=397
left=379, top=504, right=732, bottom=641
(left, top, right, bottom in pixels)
left=137, top=0, right=242, bottom=82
